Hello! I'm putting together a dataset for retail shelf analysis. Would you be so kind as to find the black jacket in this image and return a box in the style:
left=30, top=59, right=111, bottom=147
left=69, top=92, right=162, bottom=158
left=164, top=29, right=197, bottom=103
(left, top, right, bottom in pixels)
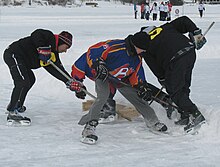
left=6, top=29, right=70, bottom=83
left=141, top=16, right=198, bottom=79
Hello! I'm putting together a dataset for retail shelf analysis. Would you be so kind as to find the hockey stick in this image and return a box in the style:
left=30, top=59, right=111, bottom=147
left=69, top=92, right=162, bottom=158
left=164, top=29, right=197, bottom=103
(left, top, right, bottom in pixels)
left=203, top=21, right=215, bottom=36
left=108, top=75, right=180, bottom=110
left=148, top=86, right=164, bottom=105
left=48, top=60, right=96, bottom=99
left=48, top=60, right=131, bottom=121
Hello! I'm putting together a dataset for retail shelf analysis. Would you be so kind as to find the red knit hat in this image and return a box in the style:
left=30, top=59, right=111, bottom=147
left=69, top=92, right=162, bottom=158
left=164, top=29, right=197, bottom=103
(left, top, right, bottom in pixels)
left=58, top=31, right=73, bottom=48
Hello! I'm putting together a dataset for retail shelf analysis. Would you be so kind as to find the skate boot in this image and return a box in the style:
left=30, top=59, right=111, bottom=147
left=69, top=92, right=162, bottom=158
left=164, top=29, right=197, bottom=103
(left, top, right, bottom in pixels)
left=175, top=113, right=190, bottom=126
left=17, top=106, right=26, bottom=113
left=152, top=122, right=168, bottom=132
left=99, top=99, right=117, bottom=124
left=184, top=110, right=206, bottom=133
left=5, top=105, right=26, bottom=114
left=81, top=120, right=98, bottom=145
left=7, top=109, right=31, bottom=126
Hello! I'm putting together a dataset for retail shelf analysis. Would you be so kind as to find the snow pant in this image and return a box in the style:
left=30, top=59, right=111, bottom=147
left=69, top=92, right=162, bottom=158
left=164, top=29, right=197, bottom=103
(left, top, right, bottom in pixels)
left=199, top=10, right=203, bottom=18
left=134, top=11, right=137, bottom=19
left=141, top=12, right=145, bottom=19
left=3, top=49, right=35, bottom=111
left=164, top=49, right=197, bottom=116
left=145, top=12, right=150, bottom=20
left=167, top=12, right=171, bottom=21
left=78, top=79, right=159, bottom=127
left=153, top=13, right=157, bottom=21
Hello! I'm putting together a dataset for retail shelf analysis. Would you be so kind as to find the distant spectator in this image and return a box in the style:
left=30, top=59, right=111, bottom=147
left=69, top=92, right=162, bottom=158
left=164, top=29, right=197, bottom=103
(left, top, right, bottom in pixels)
left=159, top=1, right=165, bottom=21
left=151, top=2, right=159, bottom=21
left=164, top=2, right=169, bottom=21
left=167, top=1, right=172, bottom=21
left=141, top=3, right=146, bottom=19
left=134, top=2, right=138, bottom=19
left=198, top=1, right=205, bottom=18
left=145, top=3, right=150, bottom=20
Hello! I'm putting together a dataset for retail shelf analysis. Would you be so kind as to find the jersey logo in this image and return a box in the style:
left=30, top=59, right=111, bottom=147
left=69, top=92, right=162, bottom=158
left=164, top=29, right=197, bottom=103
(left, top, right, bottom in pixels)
left=148, top=27, right=163, bottom=40
left=113, top=68, right=129, bottom=79
left=40, top=52, right=56, bottom=67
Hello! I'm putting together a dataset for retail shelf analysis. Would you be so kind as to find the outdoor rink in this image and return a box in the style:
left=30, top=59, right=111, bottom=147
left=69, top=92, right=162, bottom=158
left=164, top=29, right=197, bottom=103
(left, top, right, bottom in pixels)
left=0, top=2, right=220, bottom=167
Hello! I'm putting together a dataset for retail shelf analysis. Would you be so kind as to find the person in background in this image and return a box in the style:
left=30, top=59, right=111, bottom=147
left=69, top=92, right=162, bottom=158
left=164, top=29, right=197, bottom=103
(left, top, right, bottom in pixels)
left=167, top=1, right=172, bottom=21
left=131, top=16, right=207, bottom=133
left=163, top=1, right=169, bottom=21
left=134, top=2, right=138, bottom=19
left=198, top=1, right=205, bottom=18
left=140, top=3, right=146, bottom=19
left=151, top=2, right=159, bottom=21
left=145, top=3, right=151, bottom=21
left=68, top=37, right=168, bottom=144
left=3, top=29, right=73, bottom=126
left=159, top=1, right=165, bottom=21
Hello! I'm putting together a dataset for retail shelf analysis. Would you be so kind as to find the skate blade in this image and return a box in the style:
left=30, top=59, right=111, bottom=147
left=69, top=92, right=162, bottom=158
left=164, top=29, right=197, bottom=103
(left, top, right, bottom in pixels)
left=185, top=120, right=206, bottom=134
left=98, top=115, right=117, bottom=124
left=7, top=119, right=31, bottom=126
left=80, top=137, right=97, bottom=145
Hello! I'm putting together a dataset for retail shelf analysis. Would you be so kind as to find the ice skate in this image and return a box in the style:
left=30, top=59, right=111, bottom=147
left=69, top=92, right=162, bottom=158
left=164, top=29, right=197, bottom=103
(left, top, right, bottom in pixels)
left=148, top=122, right=168, bottom=135
left=7, top=109, right=31, bottom=126
left=153, top=122, right=168, bottom=132
left=184, top=111, right=206, bottom=134
left=175, top=114, right=190, bottom=126
left=98, top=99, right=117, bottom=124
left=81, top=120, right=98, bottom=145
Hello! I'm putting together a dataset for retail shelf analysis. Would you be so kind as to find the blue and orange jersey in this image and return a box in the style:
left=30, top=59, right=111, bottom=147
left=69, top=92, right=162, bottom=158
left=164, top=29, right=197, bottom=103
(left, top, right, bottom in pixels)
left=71, top=39, right=146, bottom=87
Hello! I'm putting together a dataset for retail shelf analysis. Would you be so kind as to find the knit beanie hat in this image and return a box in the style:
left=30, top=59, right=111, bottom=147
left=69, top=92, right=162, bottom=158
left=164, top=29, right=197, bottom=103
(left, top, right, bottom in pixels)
left=131, top=32, right=150, bottom=50
left=58, top=31, right=73, bottom=48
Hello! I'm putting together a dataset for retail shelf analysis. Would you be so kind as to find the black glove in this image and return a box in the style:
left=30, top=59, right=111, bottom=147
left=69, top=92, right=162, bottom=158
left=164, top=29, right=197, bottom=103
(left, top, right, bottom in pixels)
left=75, top=86, right=87, bottom=99
left=37, top=46, right=51, bottom=63
left=189, top=29, right=207, bottom=50
left=66, top=79, right=86, bottom=99
left=93, top=59, right=108, bottom=82
left=136, top=82, right=152, bottom=101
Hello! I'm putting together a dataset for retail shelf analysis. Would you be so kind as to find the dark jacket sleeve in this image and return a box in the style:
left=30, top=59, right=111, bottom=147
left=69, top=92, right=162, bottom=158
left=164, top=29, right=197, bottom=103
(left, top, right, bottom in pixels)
left=169, top=16, right=198, bottom=34
left=43, top=57, right=71, bottom=84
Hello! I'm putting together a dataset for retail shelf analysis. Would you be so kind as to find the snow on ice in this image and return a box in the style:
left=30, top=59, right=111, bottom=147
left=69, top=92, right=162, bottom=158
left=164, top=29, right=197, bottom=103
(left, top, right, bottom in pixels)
left=0, top=1, right=220, bottom=167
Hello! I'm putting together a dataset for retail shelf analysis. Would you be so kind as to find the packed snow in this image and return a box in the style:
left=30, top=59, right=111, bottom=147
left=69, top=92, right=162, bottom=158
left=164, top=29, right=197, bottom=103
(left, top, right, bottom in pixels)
left=0, top=1, right=220, bottom=167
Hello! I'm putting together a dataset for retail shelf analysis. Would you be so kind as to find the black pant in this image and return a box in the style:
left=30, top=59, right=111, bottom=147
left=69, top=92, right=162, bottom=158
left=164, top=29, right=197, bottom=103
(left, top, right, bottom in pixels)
left=3, top=50, right=35, bottom=111
left=153, top=13, right=157, bottom=21
left=199, top=10, right=203, bottom=17
left=165, top=49, right=197, bottom=114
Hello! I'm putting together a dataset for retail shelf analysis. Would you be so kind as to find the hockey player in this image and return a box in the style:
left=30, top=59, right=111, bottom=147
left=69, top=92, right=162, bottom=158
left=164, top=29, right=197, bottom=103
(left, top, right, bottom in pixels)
left=130, top=16, right=207, bottom=133
left=68, top=38, right=168, bottom=144
left=3, top=29, right=73, bottom=126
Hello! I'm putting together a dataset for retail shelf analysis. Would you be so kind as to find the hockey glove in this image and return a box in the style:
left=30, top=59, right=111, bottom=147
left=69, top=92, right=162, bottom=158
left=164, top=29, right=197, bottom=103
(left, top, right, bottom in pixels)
left=66, top=80, right=86, bottom=99
left=136, top=82, right=152, bottom=101
left=75, top=86, right=87, bottom=99
left=189, top=29, right=207, bottom=50
left=37, top=46, right=51, bottom=63
left=93, top=59, right=108, bottom=82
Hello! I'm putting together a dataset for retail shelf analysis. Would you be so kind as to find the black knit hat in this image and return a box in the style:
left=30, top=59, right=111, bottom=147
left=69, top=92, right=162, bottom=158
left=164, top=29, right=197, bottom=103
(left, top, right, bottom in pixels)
left=131, top=32, right=150, bottom=50
left=58, top=31, right=73, bottom=48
